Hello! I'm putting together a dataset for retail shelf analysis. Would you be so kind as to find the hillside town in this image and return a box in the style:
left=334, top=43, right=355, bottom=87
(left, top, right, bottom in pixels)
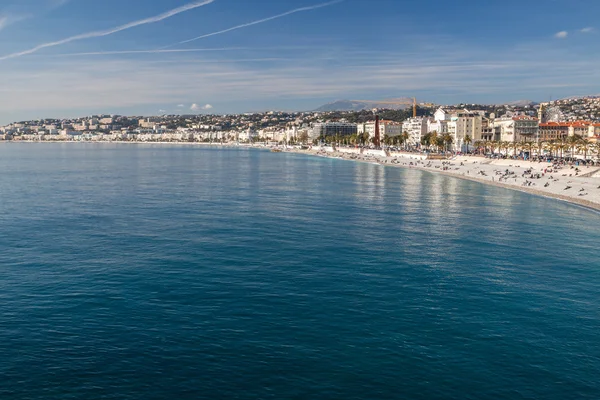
left=2, top=97, right=600, bottom=158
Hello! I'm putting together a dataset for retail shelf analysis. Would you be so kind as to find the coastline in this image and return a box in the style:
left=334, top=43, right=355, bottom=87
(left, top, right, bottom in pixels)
left=284, top=146, right=600, bottom=213
left=4, top=140, right=600, bottom=212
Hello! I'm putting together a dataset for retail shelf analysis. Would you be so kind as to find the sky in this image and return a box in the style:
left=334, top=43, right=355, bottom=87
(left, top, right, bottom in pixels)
left=0, top=0, right=600, bottom=123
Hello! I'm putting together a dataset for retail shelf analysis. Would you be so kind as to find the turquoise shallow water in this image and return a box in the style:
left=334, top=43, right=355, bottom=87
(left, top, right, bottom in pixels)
left=1, top=143, right=599, bottom=399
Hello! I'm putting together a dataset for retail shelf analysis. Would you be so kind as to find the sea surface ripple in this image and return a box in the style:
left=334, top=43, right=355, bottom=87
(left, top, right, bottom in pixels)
left=0, top=143, right=599, bottom=399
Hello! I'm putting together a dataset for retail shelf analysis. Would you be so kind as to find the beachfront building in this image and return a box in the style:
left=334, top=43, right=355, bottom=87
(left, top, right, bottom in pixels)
left=481, top=117, right=500, bottom=142
left=310, top=122, right=357, bottom=141
left=538, top=121, right=599, bottom=142
left=402, top=117, right=428, bottom=146
left=238, top=128, right=259, bottom=142
left=429, top=107, right=451, bottom=135
left=589, top=124, right=600, bottom=138
left=358, top=120, right=403, bottom=140
left=427, top=119, right=449, bottom=135
left=493, top=116, right=539, bottom=143
left=434, top=108, right=448, bottom=122
left=448, top=112, right=483, bottom=152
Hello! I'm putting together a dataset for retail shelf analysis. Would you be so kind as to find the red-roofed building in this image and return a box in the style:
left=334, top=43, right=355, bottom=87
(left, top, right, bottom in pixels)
left=538, top=121, right=599, bottom=141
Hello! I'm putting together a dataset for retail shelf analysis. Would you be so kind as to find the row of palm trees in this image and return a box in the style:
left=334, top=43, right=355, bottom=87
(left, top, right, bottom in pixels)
left=312, top=131, right=599, bottom=160
left=473, top=135, right=599, bottom=160
left=317, top=132, right=412, bottom=147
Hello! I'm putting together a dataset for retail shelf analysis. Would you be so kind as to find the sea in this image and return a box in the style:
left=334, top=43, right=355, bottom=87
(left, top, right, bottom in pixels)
left=1, top=143, right=599, bottom=399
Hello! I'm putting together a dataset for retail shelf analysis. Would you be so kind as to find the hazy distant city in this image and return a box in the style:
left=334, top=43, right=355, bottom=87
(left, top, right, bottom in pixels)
left=3, top=96, right=600, bottom=152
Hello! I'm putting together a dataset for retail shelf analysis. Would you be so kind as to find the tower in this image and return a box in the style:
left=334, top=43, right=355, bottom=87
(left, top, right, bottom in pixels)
left=374, top=115, right=380, bottom=148
left=538, top=103, right=546, bottom=124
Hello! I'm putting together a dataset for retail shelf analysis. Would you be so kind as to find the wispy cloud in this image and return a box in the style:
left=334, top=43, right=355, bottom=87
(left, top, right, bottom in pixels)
left=554, top=31, right=568, bottom=39
left=0, top=0, right=215, bottom=61
left=48, top=0, right=71, bottom=9
left=0, top=13, right=30, bottom=32
left=52, top=46, right=321, bottom=58
left=190, top=103, right=212, bottom=111
left=3, top=42, right=600, bottom=117
left=0, top=15, right=8, bottom=31
left=167, top=0, right=343, bottom=47
left=580, top=27, right=595, bottom=33
left=54, top=47, right=249, bottom=57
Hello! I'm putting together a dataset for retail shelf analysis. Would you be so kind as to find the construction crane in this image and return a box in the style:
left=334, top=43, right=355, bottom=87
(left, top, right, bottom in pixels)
left=350, top=98, right=418, bottom=118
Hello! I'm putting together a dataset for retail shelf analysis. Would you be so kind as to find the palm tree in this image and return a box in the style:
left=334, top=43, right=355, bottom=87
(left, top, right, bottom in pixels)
left=442, top=133, right=454, bottom=153
left=436, top=136, right=446, bottom=153
left=552, top=140, right=566, bottom=160
left=464, top=135, right=472, bottom=153
left=544, top=141, right=555, bottom=158
left=576, top=139, right=591, bottom=161
left=563, top=135, right=578, bottom=159
left=496, top=141, right=506, bottom=156
left=383, top=134, right=392, bottom=146
left=537, top=140, right=546, bottom=159
left=593, top=142, right=600, bottom=160
left=474, top=140, right=484, bottom=155
left=522, top=141, right=535, bottom=160
left=512, top=141, right=520, bottom=158
left=401, top=132, right=410, bottom=150
left=429, top=131, right=439, bottom=152
left=488, top=141, right=498, bottom=156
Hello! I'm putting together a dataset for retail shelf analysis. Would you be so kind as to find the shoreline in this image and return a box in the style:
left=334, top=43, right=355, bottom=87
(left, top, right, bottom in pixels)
left=285, top=147, right=600, bottom=213
left=4, top=140, right=600, bottom=212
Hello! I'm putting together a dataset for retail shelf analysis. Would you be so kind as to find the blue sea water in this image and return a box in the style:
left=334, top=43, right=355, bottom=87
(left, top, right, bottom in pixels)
left=0, top=143, right=599, bottom=399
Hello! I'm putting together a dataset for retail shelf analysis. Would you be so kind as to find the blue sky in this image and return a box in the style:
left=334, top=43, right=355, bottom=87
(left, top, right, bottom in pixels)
left=0, top=0, right=599, bottom=123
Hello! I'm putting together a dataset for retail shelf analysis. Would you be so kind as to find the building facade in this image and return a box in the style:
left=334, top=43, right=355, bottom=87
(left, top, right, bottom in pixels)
left=310, top=122, right=358, bottom=140
left=402, top=117, right=428, bottom=146
left=358, top=120, right=403, bottom=140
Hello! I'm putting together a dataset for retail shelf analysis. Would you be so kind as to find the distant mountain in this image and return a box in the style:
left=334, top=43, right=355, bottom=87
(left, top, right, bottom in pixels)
left=504, top=100, right=538, bottom=107
left=314, top=99, right=413, bottom=112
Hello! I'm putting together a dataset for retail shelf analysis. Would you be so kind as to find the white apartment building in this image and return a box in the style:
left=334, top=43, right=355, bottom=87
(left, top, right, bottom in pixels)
left=238, top=129, right=258, bottom=142
left=494, top=116, right=539, bottom=143
left=434, top=108, right=449, bottom=122
left=402, top=117, right=428, bottom=146
left=427, top=119, right=449, bottom=135
left=358, top=120, right=403, bottom=140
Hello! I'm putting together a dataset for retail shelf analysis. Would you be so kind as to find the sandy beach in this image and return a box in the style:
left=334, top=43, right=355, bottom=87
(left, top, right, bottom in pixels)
left=288, top=146, right=600, bottom=212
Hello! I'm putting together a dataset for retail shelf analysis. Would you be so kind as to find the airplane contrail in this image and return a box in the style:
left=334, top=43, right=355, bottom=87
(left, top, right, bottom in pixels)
left=51, top=45, right=318, bottom=57
left=0, top=0, right=215, bottom=61
left=55, top=47, right=248, bottom=57
left=166, top=0, right=343, bottom=48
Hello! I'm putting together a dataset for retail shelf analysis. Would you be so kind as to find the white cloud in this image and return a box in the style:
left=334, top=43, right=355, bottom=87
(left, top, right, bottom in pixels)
left=177, top=104, right=185, bottom=107
left=580, top=27, right=595, bottom=33
left=0, top=0, right=215, bottom=61
left=3, top=39, right=600, bottom=122
left=554, top=31, right=568, bottom=39
left=0, top=14, right=29, bottom=32
left=190, top=103, right=212, bottom=111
